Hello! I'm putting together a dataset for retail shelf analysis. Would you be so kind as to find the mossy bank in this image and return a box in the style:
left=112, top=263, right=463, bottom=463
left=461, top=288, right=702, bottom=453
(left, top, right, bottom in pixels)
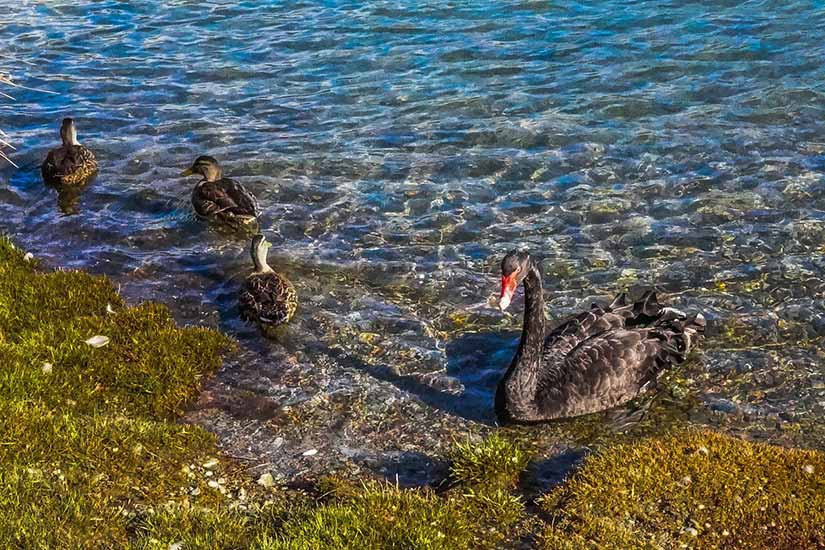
left=1, top=236, right=822, bottom=549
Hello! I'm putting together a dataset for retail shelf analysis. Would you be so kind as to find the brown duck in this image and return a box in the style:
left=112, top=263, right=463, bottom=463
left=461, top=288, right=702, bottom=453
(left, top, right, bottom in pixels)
left=495, top=250, right=705, bottom=423
left=180, top=155, right=259, bottom=227
left=239, top=234, right=297, bottom=334
left=41, top=118, right=98, bottom=186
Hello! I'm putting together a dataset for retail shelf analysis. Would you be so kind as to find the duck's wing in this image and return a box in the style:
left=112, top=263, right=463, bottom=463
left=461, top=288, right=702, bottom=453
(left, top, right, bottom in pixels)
left=222, top=178, right=259, bottom=217
left=194, top=179, right=259, bottom=221
left=535, top=310, right=705, bottom=419
left=239, top=273, right=297, bottom=327
left=43, top=146, right=97, bottom=185
left=41, top=148, right=60, bottom=182
left=62, top=145, right=96, bottom=173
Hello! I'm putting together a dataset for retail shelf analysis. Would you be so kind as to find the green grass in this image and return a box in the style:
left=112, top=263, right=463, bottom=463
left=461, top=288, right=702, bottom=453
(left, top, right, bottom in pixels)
left=541, top=429, right=825, bottom=550
left=2, top=235, right=823, bottom=549
left=0, top=237, right=237, bottom=547
left=260, top=478, right=526, bottom=550
left=450, top=432, right=529, bottom=490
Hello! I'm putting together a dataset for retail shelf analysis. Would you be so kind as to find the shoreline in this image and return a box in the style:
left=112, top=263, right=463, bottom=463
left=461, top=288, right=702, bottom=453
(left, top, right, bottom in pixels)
left=2, top=235, right=823, bottom=548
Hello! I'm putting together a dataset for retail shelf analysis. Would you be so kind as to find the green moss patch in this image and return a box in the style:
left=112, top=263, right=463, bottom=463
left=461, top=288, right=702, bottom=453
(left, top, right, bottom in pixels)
left=450, top=433, right=529, bottom=490
left=263, top=478, right=526, bottom=549
left=541, top=429, right=825, bottom=549
left=0, top=237, right=238, bottom=547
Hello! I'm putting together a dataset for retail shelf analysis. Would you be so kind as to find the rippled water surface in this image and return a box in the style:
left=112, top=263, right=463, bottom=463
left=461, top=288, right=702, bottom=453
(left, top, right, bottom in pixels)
left=3, top=1, right=825, bottom=482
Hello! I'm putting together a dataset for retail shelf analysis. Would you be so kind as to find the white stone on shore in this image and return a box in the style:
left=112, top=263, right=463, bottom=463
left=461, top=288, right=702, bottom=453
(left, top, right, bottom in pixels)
left=302, top=448, right=318, bottom=457
left=202, top=458, right=220, bottom=470
left=84, top=335, right=110, bottom=348
left=257, top=472, right=275, bottom=488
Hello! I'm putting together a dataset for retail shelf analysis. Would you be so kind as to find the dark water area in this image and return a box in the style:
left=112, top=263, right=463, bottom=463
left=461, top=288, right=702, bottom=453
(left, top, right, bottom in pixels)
left=2, top=1, right=825, bottom=486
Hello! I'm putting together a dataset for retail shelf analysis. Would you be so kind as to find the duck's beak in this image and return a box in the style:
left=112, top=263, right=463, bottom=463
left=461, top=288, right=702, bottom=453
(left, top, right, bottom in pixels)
left=180, top=168, right=194, bottom=176
left=499, top=273, right=518, bottom=311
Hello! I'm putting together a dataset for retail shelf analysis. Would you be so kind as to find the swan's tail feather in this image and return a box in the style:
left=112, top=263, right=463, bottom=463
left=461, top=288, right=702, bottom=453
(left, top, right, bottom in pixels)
left=636, top=290, right=661, bottom=317
left=649, top=312, right=706, bottom=380
left=609, top=292, right=628, bottom=309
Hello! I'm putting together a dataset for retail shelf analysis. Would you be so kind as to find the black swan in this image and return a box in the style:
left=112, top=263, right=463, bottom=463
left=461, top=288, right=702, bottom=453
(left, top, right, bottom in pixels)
left=495, top=250, right=705, bottom=423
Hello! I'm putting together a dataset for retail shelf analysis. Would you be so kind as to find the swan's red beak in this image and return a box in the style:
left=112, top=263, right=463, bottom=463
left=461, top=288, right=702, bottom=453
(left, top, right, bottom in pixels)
left=499, top=274, right=518, bottom=311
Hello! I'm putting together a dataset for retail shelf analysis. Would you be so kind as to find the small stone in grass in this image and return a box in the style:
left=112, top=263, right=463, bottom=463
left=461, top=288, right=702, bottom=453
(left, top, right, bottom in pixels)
left=685, top=527, right=698, bottom=537
left=84, top=335, right=110, bottom=348
left=207, top=480, right=220, bottom=489
left=24, top=252, right=34, bottom=261
left=42, top=362, right=53, bottom=373
left=257, top=472, right=275, bottom=488
left=803, top=464, right=815, bottom=474
left=202, top=458, right=219, bottom=470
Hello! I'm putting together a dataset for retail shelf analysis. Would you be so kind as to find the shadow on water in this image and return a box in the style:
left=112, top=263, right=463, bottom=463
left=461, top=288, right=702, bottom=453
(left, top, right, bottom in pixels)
left=311, top=328, right=520, bottom=426
left=370, top=450, right=451, bottom=489
left=519, top=449, right=588, bottom=502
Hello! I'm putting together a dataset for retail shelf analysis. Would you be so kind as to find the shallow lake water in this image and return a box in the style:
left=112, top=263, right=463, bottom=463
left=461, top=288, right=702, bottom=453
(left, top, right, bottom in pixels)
left=2, top=0, right=825, bottom=485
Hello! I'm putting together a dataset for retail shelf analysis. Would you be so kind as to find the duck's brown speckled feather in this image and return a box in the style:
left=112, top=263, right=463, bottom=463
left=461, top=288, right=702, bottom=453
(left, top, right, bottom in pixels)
left=193, top=177, right=259, bottom=225
left=41, top=145, right=98, bottom=186
left=239, top=272, right=297, bottom=329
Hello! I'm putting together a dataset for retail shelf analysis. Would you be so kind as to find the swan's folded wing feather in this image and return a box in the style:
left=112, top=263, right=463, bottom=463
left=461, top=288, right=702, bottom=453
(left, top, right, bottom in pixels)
left=542, top=306, right=630, bottom=358
left=536, top=329, right=662, bottom=418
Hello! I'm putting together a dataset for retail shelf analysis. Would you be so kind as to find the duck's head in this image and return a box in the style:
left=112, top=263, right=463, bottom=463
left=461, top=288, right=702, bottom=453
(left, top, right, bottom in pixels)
left=251, top=234, right=274, bottom=273
left=181, top=155, right=222, bottom=182
left=499, top=250, right=532, bottom=311
left=60, top=118, right=79, bottom=146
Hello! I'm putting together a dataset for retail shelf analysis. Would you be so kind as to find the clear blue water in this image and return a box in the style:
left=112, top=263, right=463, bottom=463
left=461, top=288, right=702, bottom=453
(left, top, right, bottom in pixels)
left=2, top=1, right=825, bottom=479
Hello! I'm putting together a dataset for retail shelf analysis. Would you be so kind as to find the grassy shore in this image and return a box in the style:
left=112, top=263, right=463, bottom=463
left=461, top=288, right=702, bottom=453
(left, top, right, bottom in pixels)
left=1, top=235, right=822, bottom=549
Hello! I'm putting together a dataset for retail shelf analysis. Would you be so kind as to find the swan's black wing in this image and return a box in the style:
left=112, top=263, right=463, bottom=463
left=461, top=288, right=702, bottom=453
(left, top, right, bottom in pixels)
left=540, top=292, right=639, bottom=358
left=535, top=329, right=662, bottom=418
left=193, top=178, right=259, bottom=223
left=534, top=291, right=703, bottom=419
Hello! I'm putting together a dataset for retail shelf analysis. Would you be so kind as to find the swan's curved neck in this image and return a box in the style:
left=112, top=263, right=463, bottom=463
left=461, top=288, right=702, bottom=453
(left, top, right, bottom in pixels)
left=497, top=262, right=545, bottom=419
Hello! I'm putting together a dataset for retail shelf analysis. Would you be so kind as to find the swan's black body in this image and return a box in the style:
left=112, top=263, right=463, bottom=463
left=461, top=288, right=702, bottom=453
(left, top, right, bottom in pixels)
left=495, top=251, right=704, bottom=423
